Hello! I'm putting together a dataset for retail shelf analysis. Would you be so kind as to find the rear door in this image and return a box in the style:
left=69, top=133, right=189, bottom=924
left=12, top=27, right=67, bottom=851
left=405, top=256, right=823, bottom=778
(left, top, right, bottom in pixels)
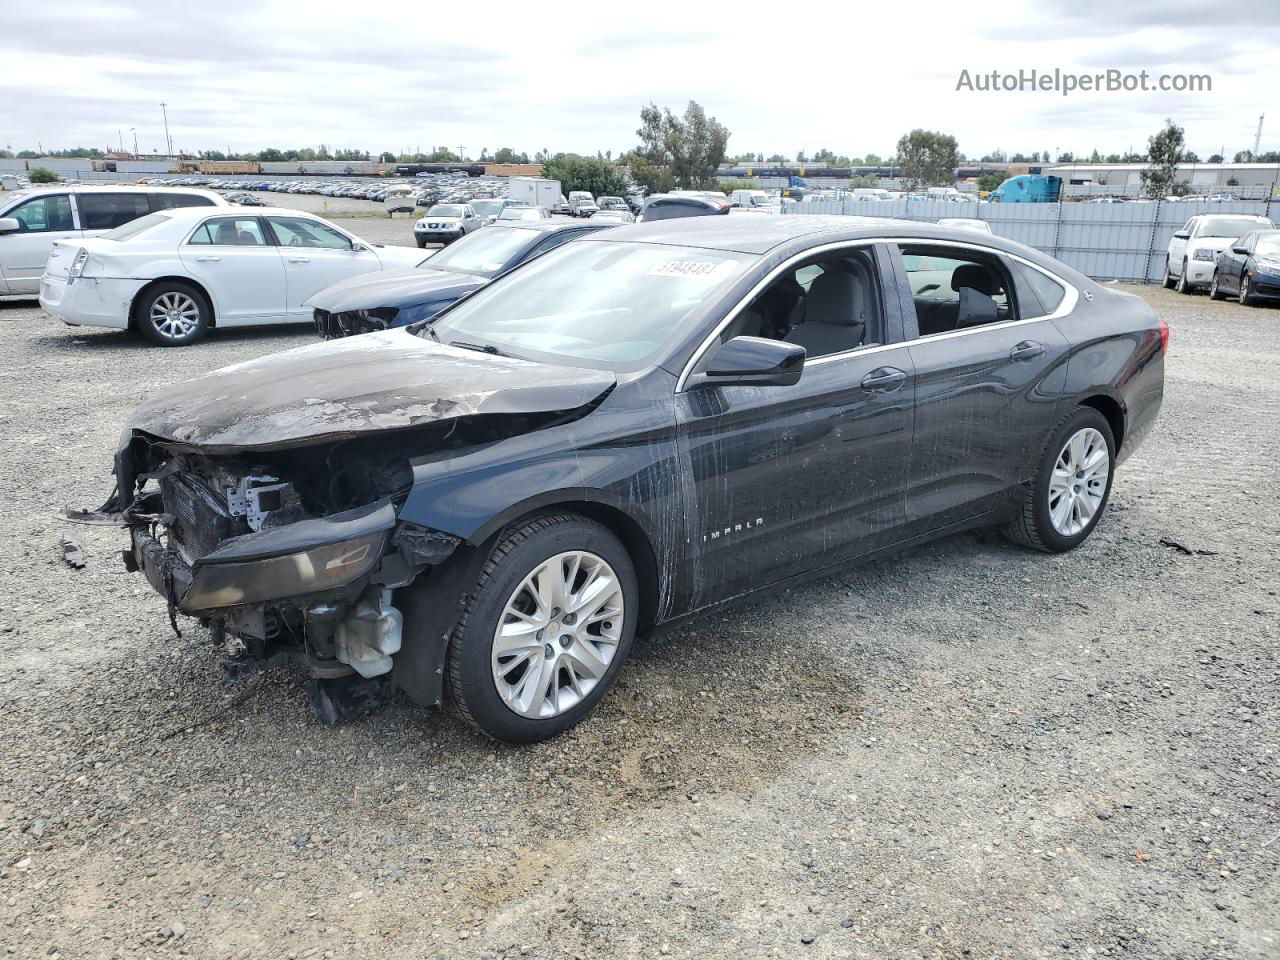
left=265, top=214, right=382, bottom=321
left=0, top=193, right=78, bottom=294
left=889, top=242, right=1071, bottom=531
left=179, top=215, right=286, bottom=325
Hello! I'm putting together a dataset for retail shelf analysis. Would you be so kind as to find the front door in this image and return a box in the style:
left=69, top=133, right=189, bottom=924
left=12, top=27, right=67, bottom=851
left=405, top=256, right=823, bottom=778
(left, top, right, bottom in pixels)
left=0, top=193, right=78, bottom=294
left=266, top=215, right=380, bottom=321
left=674, top=243, right=915, bottom=609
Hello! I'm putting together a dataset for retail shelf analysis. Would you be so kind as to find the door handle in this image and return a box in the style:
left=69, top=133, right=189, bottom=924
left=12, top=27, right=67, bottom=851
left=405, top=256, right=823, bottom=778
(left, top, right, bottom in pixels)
left=860, top=366, right=907, bottom=392
left=1009, top=340, right=1045, bottom=361
left=288, top=257, right=311, bottom=264
left=193, top=256, right=221, bottom=262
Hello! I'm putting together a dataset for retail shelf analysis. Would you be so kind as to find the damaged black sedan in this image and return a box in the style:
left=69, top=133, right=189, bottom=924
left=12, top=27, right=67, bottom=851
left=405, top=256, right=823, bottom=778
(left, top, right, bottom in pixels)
left=103, top=216, right=1166, bottom=743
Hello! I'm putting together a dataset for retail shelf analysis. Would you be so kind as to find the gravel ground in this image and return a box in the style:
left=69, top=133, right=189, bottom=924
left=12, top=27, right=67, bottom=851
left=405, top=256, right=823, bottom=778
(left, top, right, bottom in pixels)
left=0, top=261, right=1276, bottom=960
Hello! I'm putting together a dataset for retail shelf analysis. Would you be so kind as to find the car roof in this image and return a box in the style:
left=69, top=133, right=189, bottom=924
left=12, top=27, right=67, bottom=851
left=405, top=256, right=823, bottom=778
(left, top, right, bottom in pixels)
left=488, top=220, right=607, bottom=235
left=579, top=214, right=1093, bottom=279
left=3, top=184, right=219, bottom=197
left=144, top=204, right=330, bottom=221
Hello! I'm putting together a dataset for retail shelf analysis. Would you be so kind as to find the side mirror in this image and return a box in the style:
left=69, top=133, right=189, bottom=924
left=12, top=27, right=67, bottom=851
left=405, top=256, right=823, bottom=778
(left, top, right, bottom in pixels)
left=0, top=217, right=20, bottom=235
left=1173, top=231, right=1190, bottom=240
left=691, top=336, right=805, bottom=388
left=1232, top=246, right=1249, bottom=255
left=351, top=242, right=370, bottom=252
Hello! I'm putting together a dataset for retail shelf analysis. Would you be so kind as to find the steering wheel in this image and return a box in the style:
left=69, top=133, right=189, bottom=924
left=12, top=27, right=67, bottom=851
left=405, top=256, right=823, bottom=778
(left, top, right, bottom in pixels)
left=288, top=236, right=302, bottom=246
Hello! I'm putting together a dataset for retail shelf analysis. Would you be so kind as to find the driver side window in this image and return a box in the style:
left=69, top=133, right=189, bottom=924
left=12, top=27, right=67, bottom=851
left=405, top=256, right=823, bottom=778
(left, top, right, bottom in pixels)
left=267, top=216, right=352, bottom=249
left=722, top=247, right=882, bottom=359
left=9, top=195, right=73, bottom=233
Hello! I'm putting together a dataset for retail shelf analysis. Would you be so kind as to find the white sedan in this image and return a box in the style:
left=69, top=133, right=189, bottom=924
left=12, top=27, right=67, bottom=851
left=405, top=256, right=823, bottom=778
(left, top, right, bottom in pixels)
left=39, top=206, right=429, bottom=345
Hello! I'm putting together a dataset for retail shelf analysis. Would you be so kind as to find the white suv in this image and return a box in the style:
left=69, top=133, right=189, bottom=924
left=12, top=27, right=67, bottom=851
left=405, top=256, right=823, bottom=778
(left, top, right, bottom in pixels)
left=0, top=185, right=224, bottom=295
left=1164, top=213, right=1273, bottom=294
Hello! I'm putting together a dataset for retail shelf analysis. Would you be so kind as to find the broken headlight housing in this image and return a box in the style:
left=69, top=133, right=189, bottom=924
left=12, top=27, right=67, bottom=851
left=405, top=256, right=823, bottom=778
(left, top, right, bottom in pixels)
left=182, top=530, right=387, bottom=612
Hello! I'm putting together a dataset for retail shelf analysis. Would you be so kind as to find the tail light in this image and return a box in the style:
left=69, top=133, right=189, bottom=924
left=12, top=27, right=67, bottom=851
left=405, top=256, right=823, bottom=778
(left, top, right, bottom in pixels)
left=67, top=247, right=89, bottom=284
left=1158, top=318, right=1170, bottom=354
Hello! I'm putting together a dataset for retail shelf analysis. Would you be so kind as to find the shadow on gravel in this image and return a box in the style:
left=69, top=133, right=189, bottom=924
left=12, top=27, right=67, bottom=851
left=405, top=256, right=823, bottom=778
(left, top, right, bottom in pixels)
left=0, top=297, right=40, bottom=311
left=26, top=324, right=314, bottom=353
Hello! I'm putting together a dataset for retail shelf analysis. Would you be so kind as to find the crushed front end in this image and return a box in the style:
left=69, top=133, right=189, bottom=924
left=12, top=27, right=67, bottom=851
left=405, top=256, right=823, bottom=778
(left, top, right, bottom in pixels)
left=111, top=429, right=461, bottom=719
left=313, top=306, right=400, bottom=340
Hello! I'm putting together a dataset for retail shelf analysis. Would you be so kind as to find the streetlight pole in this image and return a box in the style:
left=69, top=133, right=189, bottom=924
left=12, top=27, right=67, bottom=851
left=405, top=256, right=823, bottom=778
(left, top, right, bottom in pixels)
left=160, top=102, right=172, bottom=156
left=131, top=128, right=138, bottom=155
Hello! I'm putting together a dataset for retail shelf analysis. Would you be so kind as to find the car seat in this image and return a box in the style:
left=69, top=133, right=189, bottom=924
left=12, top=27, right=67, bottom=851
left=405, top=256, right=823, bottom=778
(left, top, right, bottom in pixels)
left=787, top=264, right=866, bottom=356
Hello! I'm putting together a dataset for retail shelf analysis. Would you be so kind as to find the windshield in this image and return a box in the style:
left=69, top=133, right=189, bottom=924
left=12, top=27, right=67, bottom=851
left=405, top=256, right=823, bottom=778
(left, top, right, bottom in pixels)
left=428, top=240, right=755, bottom=368
left=1257, top=235, right=1280, bottom=256
left=424, top=226, right=539, bottom=276
left=499, top=207, right=540, bottom=220
left=427, top=205, right=466, bottom=218
left=104, top=213, right=171, bottom=241
left=1199, top=217, right=1268, bottom=238
left=470, top=200, right=503, bottom=216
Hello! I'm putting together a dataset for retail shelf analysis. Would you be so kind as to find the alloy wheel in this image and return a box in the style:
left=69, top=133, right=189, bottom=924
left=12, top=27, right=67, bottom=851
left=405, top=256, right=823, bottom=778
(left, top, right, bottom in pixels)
left=149, top=292, right=200, bottom=339
left=1240, top=274, right=1251, bottom=305
left=491, top=550, right=624, bottom=719
left=1047, top=427, right=1110, bottom=537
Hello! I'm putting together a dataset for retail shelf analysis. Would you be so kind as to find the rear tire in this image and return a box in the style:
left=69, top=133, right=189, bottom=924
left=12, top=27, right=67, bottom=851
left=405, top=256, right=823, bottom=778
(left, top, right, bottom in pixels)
left=446, top=513, right=638, bottom=743
left=135, top=281, right=211, bottom=346
left=1002, top=406, right=1116, bottom=554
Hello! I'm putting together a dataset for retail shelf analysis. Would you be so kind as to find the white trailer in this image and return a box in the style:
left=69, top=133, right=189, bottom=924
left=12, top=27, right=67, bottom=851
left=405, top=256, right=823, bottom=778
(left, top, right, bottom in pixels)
left=508, top=177, right=561, bottom=210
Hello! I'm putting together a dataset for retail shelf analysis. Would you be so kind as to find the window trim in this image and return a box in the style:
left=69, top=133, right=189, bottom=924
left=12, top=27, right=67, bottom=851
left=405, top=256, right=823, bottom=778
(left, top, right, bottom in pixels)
left=674, top=237, right=1079, bottom=392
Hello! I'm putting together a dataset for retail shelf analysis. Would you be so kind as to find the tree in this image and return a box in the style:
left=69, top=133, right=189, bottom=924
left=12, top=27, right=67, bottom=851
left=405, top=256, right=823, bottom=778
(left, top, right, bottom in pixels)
left=1208, top=153, right=1224, bottom=163
left=848, top=174, right=878, bottom=189
left=0, top=149, right=12, bottom=159
left=766, top=154, right=786, bottom=163
left=1139, top=119, right=1187, bottom=198
left=492, top=147, right=529, bottom=164
left=1233, top=149, right=1254, bottom=163
left=977, top=170, right=1009, bottom=193
left=540, top=153, right=627, bottom=197
left=626, top=100, right=731, bottom=193
left=863, top=153, right=882, bottom=165
left=1258, top=151, right=1280, bottom=163
left=1057, top=151, right=1074, bottom=163
left=28, top=167, right=59, bottom=183
left=896, top=129, right=959, bottom=189
left=1181, top=150, right=1200, bottom=163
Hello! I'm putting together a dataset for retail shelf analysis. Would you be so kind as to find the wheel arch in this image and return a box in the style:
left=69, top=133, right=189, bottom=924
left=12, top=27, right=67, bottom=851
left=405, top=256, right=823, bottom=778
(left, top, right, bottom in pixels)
left=129, top=276, right=218, bottom=331
left=1077, top=393, right=1125, bottom=451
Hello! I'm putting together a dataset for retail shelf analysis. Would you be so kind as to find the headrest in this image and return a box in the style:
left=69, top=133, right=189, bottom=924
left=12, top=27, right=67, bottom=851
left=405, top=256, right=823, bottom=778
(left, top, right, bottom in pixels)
left=807, top=268, right=863, bottom=326
left=951, top=263, right=1001, bottom=296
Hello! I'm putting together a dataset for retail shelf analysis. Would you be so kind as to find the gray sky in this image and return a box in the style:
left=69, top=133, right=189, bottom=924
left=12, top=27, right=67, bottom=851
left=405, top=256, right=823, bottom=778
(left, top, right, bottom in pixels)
left=3, top=0, right=1276, bottom=161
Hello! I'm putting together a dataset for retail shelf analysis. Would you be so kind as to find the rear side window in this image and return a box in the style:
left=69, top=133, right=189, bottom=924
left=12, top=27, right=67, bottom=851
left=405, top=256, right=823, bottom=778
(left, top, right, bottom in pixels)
left=1017, top=263, right=1068, bottom=317
left=6, top=194, right=73, bottom=233
left=152, top=192, right=216, bottom=210
left=896, top=244, right=1015, bottom=336
left=78, top=193, right=152, bottom=230
left=189, top=217, right=267, bottom=246
left=105, top=213, right=170, bottom=241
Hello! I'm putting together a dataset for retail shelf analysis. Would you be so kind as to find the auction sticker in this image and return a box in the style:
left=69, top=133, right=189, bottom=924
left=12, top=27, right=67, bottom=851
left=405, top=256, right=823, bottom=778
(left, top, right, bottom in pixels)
left=647, top=259, right=729, bottom=278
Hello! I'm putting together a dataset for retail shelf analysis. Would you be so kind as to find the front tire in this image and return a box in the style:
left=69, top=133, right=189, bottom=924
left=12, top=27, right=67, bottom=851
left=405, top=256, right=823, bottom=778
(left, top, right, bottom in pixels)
left=1002, top=406, right=1115, bottom=553
left=1240, top=272, right=1256, bottom=306
left=135, top=281, right=211, bottom=346
left=446, top=513, right=638, bottom=743
left=1175, top=260, right=1193, bottom=294
left=1162, top=258, right=1176, bottom=289
left=1209, top=270, right=1225, bottom=300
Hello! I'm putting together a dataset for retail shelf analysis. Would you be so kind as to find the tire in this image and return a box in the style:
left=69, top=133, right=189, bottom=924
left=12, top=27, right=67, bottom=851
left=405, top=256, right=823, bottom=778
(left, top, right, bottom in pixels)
left=446, top=513, right=638, bottom=743
left=1002, top=406, right=1116, bottom=554
left=1162, top=258, right=1176, bottom=289
left=135, top=281, right=211, bottom=346
left=415, top=238, right=427, bottom=249
left=1209, top=270, right=1225, bottom=300
left=1175, top=259, right=1193, bottom=294
left=1240, top=272, right=1256, bottom=306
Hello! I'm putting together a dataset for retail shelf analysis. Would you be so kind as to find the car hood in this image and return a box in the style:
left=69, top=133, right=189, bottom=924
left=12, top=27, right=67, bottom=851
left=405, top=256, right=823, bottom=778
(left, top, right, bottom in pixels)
left=305, top=266, right=486, bottom=312
left=418, top=216, right=464, bottom=225
left=124, top=330, right=616, bottom=452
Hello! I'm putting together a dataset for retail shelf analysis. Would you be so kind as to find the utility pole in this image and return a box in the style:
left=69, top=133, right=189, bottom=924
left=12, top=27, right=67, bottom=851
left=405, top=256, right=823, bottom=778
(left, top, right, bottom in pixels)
left=117, top=129, right=124, bottom=152
left=160, top=102, right=173, bottom=156
left=1255, top=114, right=1265, bottom=158
left=131, top=128, right=138, bottom=154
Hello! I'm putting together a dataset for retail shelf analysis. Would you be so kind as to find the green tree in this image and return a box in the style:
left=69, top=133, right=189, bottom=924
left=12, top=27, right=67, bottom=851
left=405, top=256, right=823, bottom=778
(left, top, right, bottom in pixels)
left=863, top=153, right=882, bottom=165
left=766, top=153, right=786, bottom=163
left=626, top=100, right=731, bottom=193
left=978, top=170, right=1009, bottom=193
left=28, top=167, right=59, bottom=183
left=848, top=174, right=878, bottom=188
left=896, top=129, right=960, bottom=189
left=1139, top=119, right=1187, bottom=198
left=492, top=147, right=529, bottom=164
left=1233, top=149, right=1253, bottom=162
left=541, top=153, right=627, bottom=197
left=0, top=149, right=12, bottom=159
left=1208, top=153, right=1224, bottom=163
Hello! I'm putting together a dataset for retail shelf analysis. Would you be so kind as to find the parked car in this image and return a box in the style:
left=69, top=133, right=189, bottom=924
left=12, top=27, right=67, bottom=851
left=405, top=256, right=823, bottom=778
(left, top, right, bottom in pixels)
left=589, top=209, right=635, bottom=223
left=311, top=219, right=612, bottom=338
left=468, top=198, right=510, bottom=226
left=98, top=216, right=1164, bottom=741
left=596, top=196, right=628, bottom=211
left=496, top=205, right=552, bottom=222
left=937, top=218, right=992, bottom=234
left=1163, top=213, right=1274, bottom=293
left=1210, top=229, right=1280, bottom=305
left=39, top=206, right=427, bottom=345
left=0, top=186, right=224, bottom=296
left=414, top=203, right=480, bottom=247
left=567, top=191, right=596, bottom=217
left=226, top=194, right=267, bottom=207
left=552, top=195, right=571, bottom=215
left=638, top=194, right=730, bottom=221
